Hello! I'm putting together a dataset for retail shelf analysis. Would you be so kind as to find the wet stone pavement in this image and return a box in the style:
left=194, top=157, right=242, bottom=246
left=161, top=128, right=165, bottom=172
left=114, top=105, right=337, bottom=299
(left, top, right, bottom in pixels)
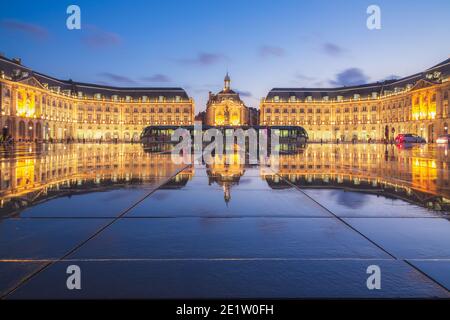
left=0, top=143, right=449, bottom=298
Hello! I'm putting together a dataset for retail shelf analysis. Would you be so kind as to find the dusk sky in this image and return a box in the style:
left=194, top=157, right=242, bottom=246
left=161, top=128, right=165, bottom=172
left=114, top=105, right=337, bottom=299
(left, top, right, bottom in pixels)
left=1, top=0, right=449, bottom=111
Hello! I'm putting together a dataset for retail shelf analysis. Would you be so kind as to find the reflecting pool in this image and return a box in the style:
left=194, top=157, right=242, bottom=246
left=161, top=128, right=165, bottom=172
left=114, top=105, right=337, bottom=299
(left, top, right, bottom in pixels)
left=0, top=143, right=449, bottom=298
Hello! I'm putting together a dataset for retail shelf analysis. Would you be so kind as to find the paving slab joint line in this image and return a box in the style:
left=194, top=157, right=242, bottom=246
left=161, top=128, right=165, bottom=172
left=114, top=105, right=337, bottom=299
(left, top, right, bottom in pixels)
left=0, top=164, right=191, bottom=299
left=270, top=167, right=450, bottom=293
left=269, top=167, right=397, bottom=260
left=403, top=260, right=450, bottom=294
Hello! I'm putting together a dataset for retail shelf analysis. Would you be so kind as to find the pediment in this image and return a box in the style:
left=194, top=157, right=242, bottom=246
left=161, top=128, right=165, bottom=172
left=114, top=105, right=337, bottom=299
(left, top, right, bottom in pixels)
left=17, top=76, right=46, bottom=89
left=409, top=79, right=435, bottom=91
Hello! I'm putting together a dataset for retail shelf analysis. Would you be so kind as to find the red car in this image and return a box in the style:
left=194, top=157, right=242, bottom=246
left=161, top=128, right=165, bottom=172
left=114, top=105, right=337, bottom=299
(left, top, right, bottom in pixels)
left=394, top=133, right=426, bottom=144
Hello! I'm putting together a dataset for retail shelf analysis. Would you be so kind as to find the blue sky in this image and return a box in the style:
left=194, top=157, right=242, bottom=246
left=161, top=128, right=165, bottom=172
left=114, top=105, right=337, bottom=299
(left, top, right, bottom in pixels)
left=1, top=0, right=449, bottom=111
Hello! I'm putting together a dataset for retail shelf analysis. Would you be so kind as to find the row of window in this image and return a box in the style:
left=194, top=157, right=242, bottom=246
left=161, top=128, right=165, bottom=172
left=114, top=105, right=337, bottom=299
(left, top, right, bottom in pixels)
left=264, top=106, right=377, bottom=114
left=78, top=106, right=191, bottom=113
left=271, top=92, right=380, bottom=103
left=77, top=114, right=191, bottom=123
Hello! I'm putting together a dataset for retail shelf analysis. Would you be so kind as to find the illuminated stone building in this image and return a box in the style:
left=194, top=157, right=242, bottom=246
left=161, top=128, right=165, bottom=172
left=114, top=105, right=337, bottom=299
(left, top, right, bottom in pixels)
left=205, top=73, right=249, bottom=126
left=260, top=58, right=450, bottom=142
left=0, top=55, right=194, bottom=142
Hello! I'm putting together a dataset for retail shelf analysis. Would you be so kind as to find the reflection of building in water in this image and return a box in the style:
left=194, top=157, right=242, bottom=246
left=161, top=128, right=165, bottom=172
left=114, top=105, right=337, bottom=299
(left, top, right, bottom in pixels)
left=261, top=144, right=449, bottom=210
left=205, top=74, right=250, bottom=126
left=0, top=144, right=193, bottom=213
left=260, top=58, right=450, bottom=142
left=206, top=153, right=245, bottom=203
left=0, top=55, right=194, bottom=142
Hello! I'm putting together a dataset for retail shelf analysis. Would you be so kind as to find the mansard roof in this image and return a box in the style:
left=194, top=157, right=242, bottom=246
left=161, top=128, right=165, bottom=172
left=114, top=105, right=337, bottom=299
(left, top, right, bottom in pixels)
left=266, top=57, right=450, bottom=101
left=0, top=55, right=190, bottom=100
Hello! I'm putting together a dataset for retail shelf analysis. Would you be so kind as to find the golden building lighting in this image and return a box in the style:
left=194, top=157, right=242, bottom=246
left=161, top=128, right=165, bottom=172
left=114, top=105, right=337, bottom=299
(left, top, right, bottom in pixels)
left=205, top=73, right=250, bottom=126
left=260, top=58, right=450, bottom=142
left=0, top=56, right=195, bottom=142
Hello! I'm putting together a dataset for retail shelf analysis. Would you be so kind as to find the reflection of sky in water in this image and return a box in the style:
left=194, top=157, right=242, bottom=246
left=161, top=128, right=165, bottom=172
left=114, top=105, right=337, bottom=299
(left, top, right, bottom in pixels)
left=1, top=144, right=450, bottom=298
left=303, top=189, right=440, bottom=217
left=324, top=190, right=370, bottom=209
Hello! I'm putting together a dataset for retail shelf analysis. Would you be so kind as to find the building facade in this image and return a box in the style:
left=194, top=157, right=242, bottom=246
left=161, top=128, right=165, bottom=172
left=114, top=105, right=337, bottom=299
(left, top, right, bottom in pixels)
left=205, top=73, right=249, bottom=126
left=0, top=56, right=194, bottom=142
left=260, top=59, right=450, bottom=142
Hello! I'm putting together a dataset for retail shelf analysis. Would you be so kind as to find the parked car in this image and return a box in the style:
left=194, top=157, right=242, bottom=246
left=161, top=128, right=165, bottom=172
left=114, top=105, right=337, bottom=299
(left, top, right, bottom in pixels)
left=436, top=134, right=450, bottom=144
left=394, top=133, right=426, bottom=144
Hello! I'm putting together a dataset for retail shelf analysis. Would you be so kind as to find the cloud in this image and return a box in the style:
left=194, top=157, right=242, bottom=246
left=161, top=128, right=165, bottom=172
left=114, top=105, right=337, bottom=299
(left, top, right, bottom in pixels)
left=322, top=42, right=344, bottom=57
left=329, top=68, right=370, bottom=87
left=259, top=45, right=285, bottom=58
left=82, top=25, right=121, bottom=49
left=0, top=19, right=49, bottom=40
left=380, top=74, right=400, bottom=81
left=98, top=72, right=135, bottom=84
left=295, top=73, right=315, bottom=81
left=176, top=52, right=228, bottom=66
left=236, top=90, right=252, bottom=97
left=141, top=74, right=172, bottom=83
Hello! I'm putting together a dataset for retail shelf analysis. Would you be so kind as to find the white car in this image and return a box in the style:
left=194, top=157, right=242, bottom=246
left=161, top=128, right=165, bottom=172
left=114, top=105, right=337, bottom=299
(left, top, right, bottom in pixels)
left=436, top=134, right=450, bottom=144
